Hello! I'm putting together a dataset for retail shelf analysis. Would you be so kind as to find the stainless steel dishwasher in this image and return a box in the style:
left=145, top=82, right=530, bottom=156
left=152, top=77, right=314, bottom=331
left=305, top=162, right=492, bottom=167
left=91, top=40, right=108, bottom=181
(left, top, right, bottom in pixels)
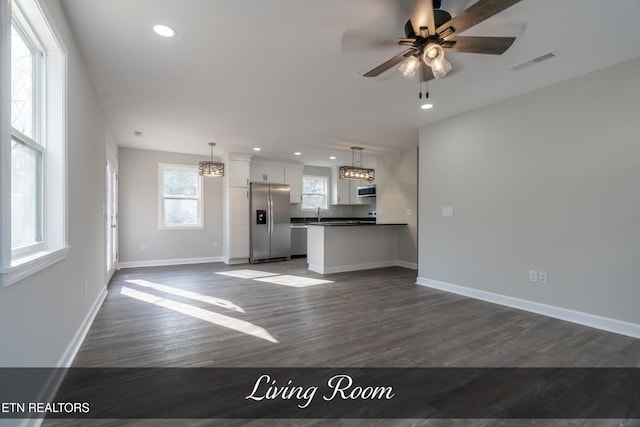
left=290, top=224, right=307, bottom=257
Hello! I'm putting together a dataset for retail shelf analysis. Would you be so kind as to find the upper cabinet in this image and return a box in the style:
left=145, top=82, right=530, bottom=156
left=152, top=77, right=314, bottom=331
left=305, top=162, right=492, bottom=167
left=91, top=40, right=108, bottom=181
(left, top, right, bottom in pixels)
left=229, top=159, right=250, bottom=187
left=284, top=166, right=303, bottom=204
left=250, top=164, right=285, bottom=184
left=250, top=160, right=304, bottom=203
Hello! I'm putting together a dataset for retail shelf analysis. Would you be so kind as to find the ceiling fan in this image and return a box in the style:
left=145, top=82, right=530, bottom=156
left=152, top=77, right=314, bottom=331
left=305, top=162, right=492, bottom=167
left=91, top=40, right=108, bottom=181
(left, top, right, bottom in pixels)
left=354, top=0, right=523, bottom=81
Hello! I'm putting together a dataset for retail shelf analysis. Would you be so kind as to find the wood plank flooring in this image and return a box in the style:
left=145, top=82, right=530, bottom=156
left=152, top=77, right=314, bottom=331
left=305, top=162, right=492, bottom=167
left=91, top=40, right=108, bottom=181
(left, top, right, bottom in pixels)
left=44, top=259, right=640, bottom=426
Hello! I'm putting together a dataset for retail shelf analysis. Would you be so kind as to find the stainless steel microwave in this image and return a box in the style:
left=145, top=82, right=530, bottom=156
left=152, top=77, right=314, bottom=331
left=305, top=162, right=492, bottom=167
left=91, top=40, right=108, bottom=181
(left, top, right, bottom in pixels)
left=357, top=185, right=376, bottom=198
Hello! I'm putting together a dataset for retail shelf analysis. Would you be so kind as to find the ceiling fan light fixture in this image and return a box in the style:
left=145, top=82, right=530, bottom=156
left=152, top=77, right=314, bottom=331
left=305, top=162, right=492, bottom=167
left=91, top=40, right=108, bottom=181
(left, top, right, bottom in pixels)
left=398, top=56, right=421, bottom=79
left=431, top=56, right=451, bottom=79
left=422, top=43, right=444, bottom=66
left=199, top=142, right=225, bottom=177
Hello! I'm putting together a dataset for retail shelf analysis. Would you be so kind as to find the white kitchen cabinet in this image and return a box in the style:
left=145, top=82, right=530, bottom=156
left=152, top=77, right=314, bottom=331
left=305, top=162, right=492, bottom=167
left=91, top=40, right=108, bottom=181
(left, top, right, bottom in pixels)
left=229, top=159, right=250, bottom=187
left=229, top=187, right=249, bottom=258
left=285, top=167, right=303, bottom=203
left=250, top=164, right=285, bottom=184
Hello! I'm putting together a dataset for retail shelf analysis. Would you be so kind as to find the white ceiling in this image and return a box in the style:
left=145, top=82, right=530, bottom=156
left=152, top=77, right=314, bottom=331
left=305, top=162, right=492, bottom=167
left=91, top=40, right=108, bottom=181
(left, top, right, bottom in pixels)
left=59, top=0, right=640, bottom=167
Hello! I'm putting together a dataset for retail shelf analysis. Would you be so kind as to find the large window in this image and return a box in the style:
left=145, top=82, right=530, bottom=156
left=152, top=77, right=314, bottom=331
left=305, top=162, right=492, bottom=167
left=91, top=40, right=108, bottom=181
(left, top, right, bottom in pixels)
left=1, top=0, right=67, bottom=287
left=301, top=175, right=328, bottom=211
left=10, top=13, right=44, bottom=257
left=158, top=163, right=204, bottom=229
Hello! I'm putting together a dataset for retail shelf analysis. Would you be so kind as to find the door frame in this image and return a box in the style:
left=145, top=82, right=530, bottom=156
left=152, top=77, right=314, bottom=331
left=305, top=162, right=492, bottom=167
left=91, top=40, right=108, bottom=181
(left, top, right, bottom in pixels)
left=105, top=143, right=118, bottom=283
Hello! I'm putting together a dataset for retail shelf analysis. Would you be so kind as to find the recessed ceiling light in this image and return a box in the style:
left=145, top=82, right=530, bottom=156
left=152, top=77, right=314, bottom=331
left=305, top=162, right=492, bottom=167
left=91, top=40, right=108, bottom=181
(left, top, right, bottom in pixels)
left=421, top=103, right=434, bottom=110
left=253, top=147, right=261, bottom=151
left=294, top=152, right=302, bottom=156
left=153, top=24, right=176, bottom=38
left=329, top=156, right=336, bottom=160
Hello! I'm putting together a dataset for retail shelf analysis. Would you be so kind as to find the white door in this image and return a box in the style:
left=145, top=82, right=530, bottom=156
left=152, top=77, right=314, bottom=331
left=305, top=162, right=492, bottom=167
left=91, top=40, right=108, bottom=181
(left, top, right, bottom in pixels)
left=106, top=147, right=118, bottom=281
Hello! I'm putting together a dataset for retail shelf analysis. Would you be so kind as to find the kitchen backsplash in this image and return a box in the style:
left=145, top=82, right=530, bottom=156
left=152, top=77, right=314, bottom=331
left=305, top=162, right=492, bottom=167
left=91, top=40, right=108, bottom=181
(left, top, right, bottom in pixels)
left=289, top=202, right=374, bottom=218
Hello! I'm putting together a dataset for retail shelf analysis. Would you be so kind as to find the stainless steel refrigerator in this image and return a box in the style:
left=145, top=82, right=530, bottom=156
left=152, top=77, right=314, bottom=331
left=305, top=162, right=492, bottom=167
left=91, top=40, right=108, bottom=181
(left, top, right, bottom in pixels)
left=250, top=183, right=291, bottom=263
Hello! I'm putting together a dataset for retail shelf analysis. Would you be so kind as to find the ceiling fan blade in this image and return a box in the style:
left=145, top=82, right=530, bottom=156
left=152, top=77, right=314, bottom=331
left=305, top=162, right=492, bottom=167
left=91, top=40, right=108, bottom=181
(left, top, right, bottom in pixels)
left=341, top=29, right=401, bottom=51
left=411, top=0, right=436, bottom=36
left=363, top=49, right=417, bottom=77
left=436, top=0, right=522, bottom=40
left=448, top=36, right=516, bottom=55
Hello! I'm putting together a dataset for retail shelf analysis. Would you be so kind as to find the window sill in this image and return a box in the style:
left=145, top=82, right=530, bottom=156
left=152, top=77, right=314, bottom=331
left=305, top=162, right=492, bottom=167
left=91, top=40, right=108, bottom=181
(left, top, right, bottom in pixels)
left=1, top=246, right=70, bottom=287
left=157, top=225, right=205, bottom=231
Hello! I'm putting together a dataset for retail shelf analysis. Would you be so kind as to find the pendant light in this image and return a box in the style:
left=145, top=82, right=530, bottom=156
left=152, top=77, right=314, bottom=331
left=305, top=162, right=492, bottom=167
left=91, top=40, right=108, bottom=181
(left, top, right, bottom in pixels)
left=339, top=147, right=375, bottom=182
left=198, top=142, right=224, bottom=177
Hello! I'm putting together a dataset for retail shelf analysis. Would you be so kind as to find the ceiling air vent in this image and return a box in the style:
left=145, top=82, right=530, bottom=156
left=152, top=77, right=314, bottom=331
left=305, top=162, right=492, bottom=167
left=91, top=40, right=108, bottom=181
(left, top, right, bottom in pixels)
left=509, top=50, right=559, bottom=72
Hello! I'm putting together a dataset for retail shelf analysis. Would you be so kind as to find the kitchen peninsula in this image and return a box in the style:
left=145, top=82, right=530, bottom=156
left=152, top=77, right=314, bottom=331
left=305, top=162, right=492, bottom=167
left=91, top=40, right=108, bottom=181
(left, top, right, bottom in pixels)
left=307, top=221, right=408, bottom=274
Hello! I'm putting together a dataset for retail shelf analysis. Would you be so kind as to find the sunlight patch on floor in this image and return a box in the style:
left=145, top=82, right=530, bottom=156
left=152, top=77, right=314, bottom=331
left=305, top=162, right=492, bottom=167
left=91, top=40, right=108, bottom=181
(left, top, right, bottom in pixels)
left=125, top=279, right=245, bottom=313
left=215, top=270, right=279, bottom=279
left=120, top=287, right=278, bottom=343
left=255, top=275, right=333, bottom=288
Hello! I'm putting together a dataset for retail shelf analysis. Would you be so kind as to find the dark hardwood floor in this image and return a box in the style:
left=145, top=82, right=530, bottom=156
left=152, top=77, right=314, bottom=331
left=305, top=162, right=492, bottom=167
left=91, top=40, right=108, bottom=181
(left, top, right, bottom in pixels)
left=44, top=259, right=640, bottom=426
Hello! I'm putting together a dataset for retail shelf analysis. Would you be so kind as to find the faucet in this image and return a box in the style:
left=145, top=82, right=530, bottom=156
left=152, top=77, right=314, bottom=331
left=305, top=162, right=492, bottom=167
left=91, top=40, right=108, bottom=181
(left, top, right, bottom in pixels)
left=316, top=207, right=322, bottom=222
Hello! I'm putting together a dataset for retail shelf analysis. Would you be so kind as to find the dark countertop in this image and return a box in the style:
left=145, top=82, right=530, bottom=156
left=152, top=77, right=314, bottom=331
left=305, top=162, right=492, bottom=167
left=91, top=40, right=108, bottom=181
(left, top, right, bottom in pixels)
left=307, top=221, right=407, bottom=226
left=291, top=217, right=375, bottom=225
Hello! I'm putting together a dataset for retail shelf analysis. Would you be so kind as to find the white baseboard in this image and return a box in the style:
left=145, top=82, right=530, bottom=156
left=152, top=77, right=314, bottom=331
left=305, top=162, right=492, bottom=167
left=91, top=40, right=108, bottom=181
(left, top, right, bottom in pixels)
left=56, top=286, right=108, bottom=368
left=309, top=260, right=417, bottom=275
left=395, top=260, right=418, bottom=270
left=16, top=287, right=110, bottom=427
left=309, top=260, right=397, bottom=275
left=416, top=277, right=640, bottom=339
left=118, top=256, right=224, bottom=269
left=223, top=257, right=249, bottom=265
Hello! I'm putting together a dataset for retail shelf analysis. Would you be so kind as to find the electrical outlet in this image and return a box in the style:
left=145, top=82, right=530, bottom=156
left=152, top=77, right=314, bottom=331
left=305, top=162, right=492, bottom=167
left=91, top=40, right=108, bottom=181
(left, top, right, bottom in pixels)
left=442, top=207, right=454, bottom=217
left=140, top=243, right=146, bottom=251
left=529, top=270, right=538, bottom=283
left=212, top=241, right=218, bottom=248
left=406, top=209, right=412, bottom=216
left=539, top=272, right=548, bottom=285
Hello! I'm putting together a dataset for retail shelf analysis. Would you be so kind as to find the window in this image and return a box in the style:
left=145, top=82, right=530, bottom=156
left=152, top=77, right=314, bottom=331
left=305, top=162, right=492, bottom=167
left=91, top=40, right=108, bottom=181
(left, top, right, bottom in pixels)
left=158, top=163, right=204, bottom=229
left=1, top=0, right=67, bottom=287
left=301, top=175, right=328, bottom=210
left=10, top=13, right=44, bottom=257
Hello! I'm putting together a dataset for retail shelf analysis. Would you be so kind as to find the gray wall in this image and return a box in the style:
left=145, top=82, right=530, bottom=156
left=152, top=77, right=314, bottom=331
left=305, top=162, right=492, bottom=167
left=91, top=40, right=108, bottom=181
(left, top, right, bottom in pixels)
left=0, top=0, right=116, bottom=366
left=118, top=147, right=224, bottom=264
left=377, top=147, right=419, bottom=266
left=418, top=57, right=640, bottom=324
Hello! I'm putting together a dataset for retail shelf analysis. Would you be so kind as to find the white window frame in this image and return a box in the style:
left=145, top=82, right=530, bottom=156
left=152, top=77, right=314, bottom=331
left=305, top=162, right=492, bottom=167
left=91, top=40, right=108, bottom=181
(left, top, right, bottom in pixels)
left=10, top=11, right=45, bottom=258
left=0, top=0, right=68, bottom=287
left=158, top=163, right=204, bottom=230
left=301, top=175, right=329, bottom=211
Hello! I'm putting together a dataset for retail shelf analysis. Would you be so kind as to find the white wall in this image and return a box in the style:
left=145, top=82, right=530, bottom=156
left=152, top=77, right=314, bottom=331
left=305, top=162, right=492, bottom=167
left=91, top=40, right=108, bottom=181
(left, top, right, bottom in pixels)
left=118, top=147, right=224, bottom=266
left=0, top=0, right=115, bottom=366
left=418, top=57, right=640, bottom=325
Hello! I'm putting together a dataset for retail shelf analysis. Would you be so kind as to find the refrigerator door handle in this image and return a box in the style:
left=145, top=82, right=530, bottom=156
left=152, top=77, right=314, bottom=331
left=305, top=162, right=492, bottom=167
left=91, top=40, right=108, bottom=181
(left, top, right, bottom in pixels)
left=268, top=194, right=273, bottom=236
